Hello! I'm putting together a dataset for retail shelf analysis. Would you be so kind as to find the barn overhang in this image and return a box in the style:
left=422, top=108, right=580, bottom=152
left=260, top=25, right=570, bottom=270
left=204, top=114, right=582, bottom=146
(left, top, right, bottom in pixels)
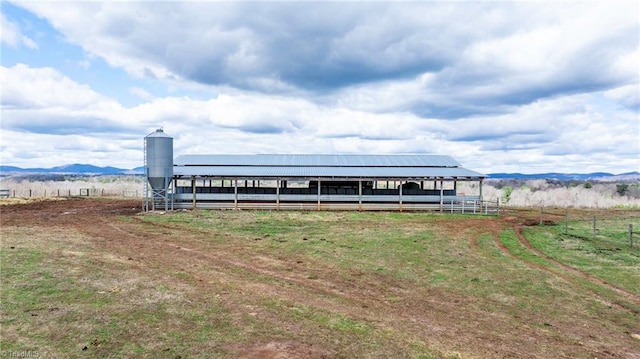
left=168, top=154, right=493, bottom=212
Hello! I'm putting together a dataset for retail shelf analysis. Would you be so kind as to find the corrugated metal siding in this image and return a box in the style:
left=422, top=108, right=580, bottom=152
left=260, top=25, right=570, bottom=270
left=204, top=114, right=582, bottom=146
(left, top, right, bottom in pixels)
left=173, top=165, right=485, bottom=178
left=174, top=154, right=461, bottom=167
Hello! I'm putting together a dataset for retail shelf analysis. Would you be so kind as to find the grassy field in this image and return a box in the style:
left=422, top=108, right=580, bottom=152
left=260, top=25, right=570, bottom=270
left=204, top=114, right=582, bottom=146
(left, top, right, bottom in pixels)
left=1, top=199, right=639, bottom=358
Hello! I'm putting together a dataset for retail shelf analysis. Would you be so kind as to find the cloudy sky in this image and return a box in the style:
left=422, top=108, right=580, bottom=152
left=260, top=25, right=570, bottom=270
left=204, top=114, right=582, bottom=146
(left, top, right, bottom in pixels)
left=1, top=1, right=638, bottom=173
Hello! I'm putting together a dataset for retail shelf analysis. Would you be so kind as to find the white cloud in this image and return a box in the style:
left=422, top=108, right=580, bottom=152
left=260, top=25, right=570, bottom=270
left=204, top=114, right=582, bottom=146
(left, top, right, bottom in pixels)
left=604, top=83, right=640, bottom=111
left=77, top=60, right=91, bottom=69
left=129, top=87, right=153, bottom=101
left=0, top=12, right=38, bottom=49
left=2, top=1, right=639, bottom=174
left=2, top=62, right=638, bottom=173
left=0, top=64, right=132, bottom=134
left=1, top=64, right=109, bottom=109
left=0, top=129, right=144, bottom=168
left=17, top=1, right=636, bottom=101
left=205, top=94, right=306, bottom=133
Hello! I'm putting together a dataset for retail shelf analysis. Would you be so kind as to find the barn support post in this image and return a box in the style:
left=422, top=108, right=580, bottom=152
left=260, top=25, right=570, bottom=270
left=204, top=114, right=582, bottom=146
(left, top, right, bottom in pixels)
left=358, top=180, right=363, bottom=211
left=276, top=178, right=280, bottom=211
left=439, top=179, right=444, bottom=213
left=317, top=178, right=321, bottom=211
left=479, top=179, right=483, bottom=202
left=399, top=180, right=403, bottom=212
left=191, top=176, right=196, bottom=210
left=234, top=178, right=238, bottom=210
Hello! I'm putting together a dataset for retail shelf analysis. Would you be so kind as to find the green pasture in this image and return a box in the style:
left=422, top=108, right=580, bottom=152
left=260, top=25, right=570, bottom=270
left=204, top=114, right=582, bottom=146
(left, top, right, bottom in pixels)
left=2, top=209, right=639, bottom=358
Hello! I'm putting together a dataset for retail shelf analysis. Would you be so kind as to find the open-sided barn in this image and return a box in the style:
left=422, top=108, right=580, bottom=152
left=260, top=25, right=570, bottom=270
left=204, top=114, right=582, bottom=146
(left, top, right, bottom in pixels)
left=144, top=129, right=492, bottom=212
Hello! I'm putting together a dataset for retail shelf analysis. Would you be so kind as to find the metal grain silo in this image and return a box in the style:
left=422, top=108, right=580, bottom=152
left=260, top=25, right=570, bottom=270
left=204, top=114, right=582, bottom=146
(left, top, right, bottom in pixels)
left=144, top=128, right=173, bottom=210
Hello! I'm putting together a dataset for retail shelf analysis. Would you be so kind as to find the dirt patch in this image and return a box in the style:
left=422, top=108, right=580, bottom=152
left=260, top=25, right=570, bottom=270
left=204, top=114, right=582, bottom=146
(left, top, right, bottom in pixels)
left=234, top=341, right=331, bottom=359
left=0, top=197, right=140, bottom=226
left=0, top=197, right=68, bottom=206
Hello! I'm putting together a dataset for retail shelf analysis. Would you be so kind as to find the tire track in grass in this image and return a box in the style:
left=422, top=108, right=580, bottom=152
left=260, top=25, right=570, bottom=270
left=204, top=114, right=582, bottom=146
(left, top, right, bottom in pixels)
left=513, top=224, right=640, bottom=304
left=491, top=223, right=639, bottom=315
left=105, top=214, right=496, bottom=358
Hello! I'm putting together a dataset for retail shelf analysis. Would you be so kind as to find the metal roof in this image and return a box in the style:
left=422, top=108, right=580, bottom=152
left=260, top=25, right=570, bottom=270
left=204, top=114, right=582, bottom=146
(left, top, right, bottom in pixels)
left=175, top=154, right=462, bottom=167
left=174, top=167, right=485, bottom=181
left=145, top=128, right=171, bottom=138
left=173, top=154, right=485, bottom=179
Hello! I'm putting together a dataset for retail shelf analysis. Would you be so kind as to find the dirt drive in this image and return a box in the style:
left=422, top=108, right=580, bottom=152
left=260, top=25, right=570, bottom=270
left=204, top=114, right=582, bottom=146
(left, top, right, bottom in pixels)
left=1, top=198, right=639, bottom=358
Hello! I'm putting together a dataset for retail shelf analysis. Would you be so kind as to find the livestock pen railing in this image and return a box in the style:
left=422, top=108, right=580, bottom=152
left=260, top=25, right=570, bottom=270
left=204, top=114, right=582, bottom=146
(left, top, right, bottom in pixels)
left=172, top=192, right=499, bottom=214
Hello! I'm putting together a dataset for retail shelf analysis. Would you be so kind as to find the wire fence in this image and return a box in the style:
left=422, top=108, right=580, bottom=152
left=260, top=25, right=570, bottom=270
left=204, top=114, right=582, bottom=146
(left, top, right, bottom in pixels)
left=0, top=188, right=142, bottom=198
left=538, top=207, right=640, bottom=248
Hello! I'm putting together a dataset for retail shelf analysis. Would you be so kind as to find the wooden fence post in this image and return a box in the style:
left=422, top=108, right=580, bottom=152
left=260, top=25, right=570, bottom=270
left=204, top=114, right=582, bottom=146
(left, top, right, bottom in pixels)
left=564, top=209, right=568, bottom=234
left=539, top=207, right=543, bottom=225
left=630, top=224, right=634, bottom=248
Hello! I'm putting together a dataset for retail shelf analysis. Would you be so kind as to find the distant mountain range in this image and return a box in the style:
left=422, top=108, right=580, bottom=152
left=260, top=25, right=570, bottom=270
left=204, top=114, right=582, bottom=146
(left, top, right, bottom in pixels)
left=486, top=172, right=639, bottom=181
left=0, top=164, right=144, bottom=175
left=0, top=164, right=638, bottom=181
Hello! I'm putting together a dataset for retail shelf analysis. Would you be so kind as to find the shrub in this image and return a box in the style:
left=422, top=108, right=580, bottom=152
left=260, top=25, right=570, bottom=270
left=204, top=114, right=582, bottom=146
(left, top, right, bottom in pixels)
left=502, top=186, right=513, bottom=203
left=616, top=184, right=629, bottom=196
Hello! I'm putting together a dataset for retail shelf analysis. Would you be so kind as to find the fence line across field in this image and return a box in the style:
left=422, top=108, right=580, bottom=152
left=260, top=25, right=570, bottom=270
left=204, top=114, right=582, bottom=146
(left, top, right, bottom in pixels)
left=536, top=206, right=640, bottom=248
left=1, top=188, right=141, bottom=198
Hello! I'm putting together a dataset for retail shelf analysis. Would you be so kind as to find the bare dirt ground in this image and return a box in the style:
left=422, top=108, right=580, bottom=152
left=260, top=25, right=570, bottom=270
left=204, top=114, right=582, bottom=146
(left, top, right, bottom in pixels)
left=1, top=198, right=639, bottom=358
